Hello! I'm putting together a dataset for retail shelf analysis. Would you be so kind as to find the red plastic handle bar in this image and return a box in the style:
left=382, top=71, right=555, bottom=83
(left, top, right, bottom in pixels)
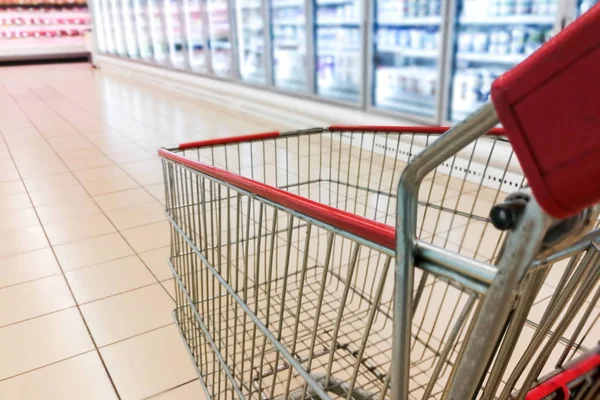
left=524, top=352, right=600, bottom=399
left=158, top=149, right=397, bottom=251
left=329, top=125, right=506, bottom=135
left=176, top=126, right=506, bottom=151
left=178, top=131, right=281, bottom=150
left=491, top=4, right=600, bottom=219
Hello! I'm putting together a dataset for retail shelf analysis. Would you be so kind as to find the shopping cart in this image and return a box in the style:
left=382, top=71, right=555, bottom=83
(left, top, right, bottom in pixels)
left=158, top=6, right=600, bottom=400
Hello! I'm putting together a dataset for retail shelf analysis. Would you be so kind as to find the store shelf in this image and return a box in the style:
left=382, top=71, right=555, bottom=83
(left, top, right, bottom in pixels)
left=318, top=49, right=360, bottom=56
left=272, top=0, right=304, bottom=7
left=377, top=16, right=441, bottom=26
left=272, top=20, right=304, bottom=25
left=316, top=20, right=360, bottom=27
left=0, top=36, right=87, bottom=61
left=459, top=15, right=555, bottom=25
left=316, top=0, right=354, bottom=4
left=377, top=46, right=438, bottom=58
left=456, top=52, right=527, bottom=64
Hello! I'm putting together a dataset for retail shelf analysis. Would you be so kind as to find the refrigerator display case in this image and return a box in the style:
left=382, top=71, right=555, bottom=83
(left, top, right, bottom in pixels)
left=314, top=0, right=363, bottom=103
left=207, top=0, right=232, bottom=77
left=182, top=0, right=207, bottom=72
left=148, top=0, right=168, bottom=63
left=447, top=0, right=559, bottom=122
left=165, top=0, right=185, bottom=67
left=372, top=0, right=443, bottom=117
left=234, top=0, right=267, bottom=84
left=132, top=0, right=153, bottom=59
left=270, top=0, right=308, bottom=92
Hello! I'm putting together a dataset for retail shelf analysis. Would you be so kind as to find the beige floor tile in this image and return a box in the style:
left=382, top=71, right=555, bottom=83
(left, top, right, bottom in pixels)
left=15, top=160, right=69, bottom=178
left=35, top=197, right=101, bottom=224
left=108, top=148, right=154, bottom=164
left=81, top=284, right=174, bottom=347
left=0, top=275, right=74, bottom=327
left=74, top=165, right=131, bottom=182
left=0, top=160, right=20, bottom=182
left=0, top=308, right=94, bottom=380
left=100, top=325, right=196, bottom=399
left=161, top=278, right=176, bottom=301
left=57, top=146, right=106, bottom=161
left=82, top=175, right=139, bottom=195
left=139, top=246, right=172, bottom=281
left=94, top=187, right=156, bottom=211
left=0, top=225, right=48, bottom=259
left=0, top=180, right=26, bottom=195
left=23, top=172, right=79, bottom=192
left=122, top=221, right=171, bottom=253
left=0, top=208, right=39, bottom=233
left=149, top=380, right=206, bottom=400
left=145, top=183, right=166, bottom=204
left=65, top=156, right=115, bottom=171
left=0, top=192, right=32, bottom=211
left=44, top=212, right=116, bottom=245
left=0, top=352, right=118, bottom=400
left=66, top=255, right=156, bottom=304
left=28, top=184, right=90, bottom=207
left=53, top=232, right=134, bottom=271
left=106, top=201, right=166, bottom=230
left=0, top=248, right=61, bottom=288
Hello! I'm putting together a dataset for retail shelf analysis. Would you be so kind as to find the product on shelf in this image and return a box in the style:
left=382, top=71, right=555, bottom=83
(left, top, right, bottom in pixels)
left=377, top=0, right=442, bottom=20
left=461, top=0, right=558, bottom=17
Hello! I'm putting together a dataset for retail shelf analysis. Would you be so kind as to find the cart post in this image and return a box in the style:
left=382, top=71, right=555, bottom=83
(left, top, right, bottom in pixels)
left=393, top=103, right=499, bottom=399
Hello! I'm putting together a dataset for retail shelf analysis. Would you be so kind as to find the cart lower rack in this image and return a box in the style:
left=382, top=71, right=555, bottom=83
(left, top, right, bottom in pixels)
left=160, top=125, right=599, bottom=400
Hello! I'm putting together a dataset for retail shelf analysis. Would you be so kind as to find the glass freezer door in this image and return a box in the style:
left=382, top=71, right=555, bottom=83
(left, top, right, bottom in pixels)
left=165, top=0, right=186, bottom=68
left=133, top=0, right=154, bottom=59
left=109, top=0, right=128, bottom=56
left=148, top=0, right=169, bottom=64
left=122, top=0, right=141, bottom=58
left=577, top=0, right=599, bottom=16
left=92, top=0, right=108, bottom=53
left=235, top=0, right=267, bottom=84
left=100, top=0, right=116, bottom=54
left=447, top=0, right=558, bottom=122
left=372, top=0, right=443, bottom=117
left=270, top=0, right=309, bottom=92
left=183, top=0, right=208, bottom=73
left=207, top=0, right=233, bottom=77
left=315, top=0, right=363, bottom=103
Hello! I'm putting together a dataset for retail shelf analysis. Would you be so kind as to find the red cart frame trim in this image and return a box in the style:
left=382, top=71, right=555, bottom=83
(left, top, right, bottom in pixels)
left=162, top=125, right=506, bottom=252
left=159, top=149, right=398, bottom=250
left=524, top=352, right=600, bottom=399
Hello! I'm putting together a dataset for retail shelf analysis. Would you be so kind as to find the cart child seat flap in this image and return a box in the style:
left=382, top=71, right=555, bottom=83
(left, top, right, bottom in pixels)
left=491, top=4, right=600, bottom=220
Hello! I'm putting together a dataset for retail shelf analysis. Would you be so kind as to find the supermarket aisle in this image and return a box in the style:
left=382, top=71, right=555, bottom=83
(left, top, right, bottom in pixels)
left=0, top=62, right=286, bottom=399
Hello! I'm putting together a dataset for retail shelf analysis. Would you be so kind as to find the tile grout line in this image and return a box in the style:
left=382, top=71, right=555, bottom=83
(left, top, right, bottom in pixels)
left=19, top=83, right=176, bottom=303
left=0, top=83, right=123, bottom=400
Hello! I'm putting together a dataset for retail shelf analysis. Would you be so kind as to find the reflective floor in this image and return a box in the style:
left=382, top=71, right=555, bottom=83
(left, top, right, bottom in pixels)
left=0, top=62, right=285, bottom=400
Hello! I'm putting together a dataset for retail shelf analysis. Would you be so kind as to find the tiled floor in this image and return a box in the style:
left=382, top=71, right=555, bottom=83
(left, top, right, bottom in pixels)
left=0, top=62, right=289, bottom=400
